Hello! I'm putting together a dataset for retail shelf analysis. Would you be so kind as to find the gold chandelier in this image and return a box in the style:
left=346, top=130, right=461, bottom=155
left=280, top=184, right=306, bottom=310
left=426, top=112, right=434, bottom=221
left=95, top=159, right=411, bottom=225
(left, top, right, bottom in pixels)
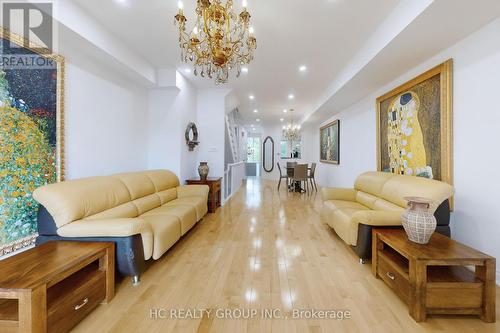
left=283, top=109, right=301, bottom=142
left=174, top=0, right=257, bottom=84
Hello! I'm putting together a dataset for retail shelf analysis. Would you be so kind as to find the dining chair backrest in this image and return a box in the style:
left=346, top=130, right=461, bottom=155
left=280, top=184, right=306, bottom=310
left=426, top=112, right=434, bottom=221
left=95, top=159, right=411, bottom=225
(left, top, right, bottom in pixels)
left=277, top=162, right=284, bottom=178
left=293, top=164, right=308, bottom=181
left=286, top=162, right=296, bottom=177
left=310, top=163, right=317, bottom=177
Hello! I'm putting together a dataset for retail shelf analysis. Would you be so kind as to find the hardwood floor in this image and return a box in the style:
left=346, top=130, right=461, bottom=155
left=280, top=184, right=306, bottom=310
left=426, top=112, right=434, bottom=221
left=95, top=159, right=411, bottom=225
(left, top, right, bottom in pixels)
left=73, top=178, right=499, bottom=333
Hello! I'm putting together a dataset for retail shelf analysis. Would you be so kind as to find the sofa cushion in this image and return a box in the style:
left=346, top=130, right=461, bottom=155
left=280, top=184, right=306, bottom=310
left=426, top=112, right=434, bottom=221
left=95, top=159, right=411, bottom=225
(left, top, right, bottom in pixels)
left=85, top=202, right=138, bottom=220
left=141, top=214, right=181, bottom=260
left=324, top=200, right=369, bottom=212
left=165, top=197, right=207, bottom=221
left=355, top=191, right=378, bottom=209
left=141, top=205, right=197, bottom=235
left=132, top=194, right=161, bottom=215
left=380, top=175, right=454, bottom=213
left=33, top=176, right=132, bottom=228
left=144, top=170, right=180, bottom=192
left=156, top=188, right=178, bottom=205
left=354, top=172, right=394, bottom=197
left=373, top=198, right=405, bottom=212
left=112, top=172, right=156, bottom=200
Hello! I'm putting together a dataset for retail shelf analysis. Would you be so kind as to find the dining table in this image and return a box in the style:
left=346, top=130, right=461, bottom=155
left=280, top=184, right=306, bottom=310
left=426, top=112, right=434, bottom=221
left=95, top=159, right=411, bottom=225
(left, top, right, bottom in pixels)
left=283, top=164, right=312, bottom=193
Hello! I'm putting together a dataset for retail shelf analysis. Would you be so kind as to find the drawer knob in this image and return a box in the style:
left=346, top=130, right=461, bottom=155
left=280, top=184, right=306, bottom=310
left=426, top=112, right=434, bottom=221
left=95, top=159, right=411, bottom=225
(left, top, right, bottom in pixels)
left=386, top=272, right=396, bottom=280
left=74, top=298, right=89, bottom=311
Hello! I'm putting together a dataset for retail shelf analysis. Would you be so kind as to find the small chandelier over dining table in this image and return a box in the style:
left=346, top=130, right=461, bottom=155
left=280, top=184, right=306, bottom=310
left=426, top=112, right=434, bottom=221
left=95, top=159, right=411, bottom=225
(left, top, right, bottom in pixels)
left=283, top=109, right=301, bottom=142
left=174, top=0, right=257, bottom=84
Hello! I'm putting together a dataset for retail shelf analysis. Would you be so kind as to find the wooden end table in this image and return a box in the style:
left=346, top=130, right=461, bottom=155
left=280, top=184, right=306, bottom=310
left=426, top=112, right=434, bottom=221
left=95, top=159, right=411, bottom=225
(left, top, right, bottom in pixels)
left=0, top=241, right=115, bottom=333
left=186, top=177, right=222, bottom=213
left=372, top=229, right=496, bottom=322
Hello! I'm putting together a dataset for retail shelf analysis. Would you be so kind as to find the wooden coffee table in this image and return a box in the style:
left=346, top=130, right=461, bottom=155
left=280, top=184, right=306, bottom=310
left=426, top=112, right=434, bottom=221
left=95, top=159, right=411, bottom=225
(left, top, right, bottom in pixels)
left=0, top=241, right=115, bottom=333
left=372, top=229, right=496, bottom=322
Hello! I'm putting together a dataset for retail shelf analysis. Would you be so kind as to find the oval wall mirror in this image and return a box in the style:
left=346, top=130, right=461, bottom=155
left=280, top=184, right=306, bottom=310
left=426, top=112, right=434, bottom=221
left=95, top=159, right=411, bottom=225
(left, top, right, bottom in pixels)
left=263, top=136, right=274, bottom=173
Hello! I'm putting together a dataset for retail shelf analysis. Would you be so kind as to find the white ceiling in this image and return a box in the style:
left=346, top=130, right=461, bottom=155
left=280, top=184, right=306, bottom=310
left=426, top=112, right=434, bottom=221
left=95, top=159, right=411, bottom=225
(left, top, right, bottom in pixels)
left=71, top=0, right=500, bottom=128
left=72, top=0, right=400, bottom=123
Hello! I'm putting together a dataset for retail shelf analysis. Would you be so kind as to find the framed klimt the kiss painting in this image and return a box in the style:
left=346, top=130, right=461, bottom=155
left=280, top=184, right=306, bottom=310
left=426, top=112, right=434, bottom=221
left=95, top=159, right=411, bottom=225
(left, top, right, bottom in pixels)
left=0, top=28, right=65, bottom=255
left=376, top=59, right=452, bottom=185
left=320, top=119, right=340, bottom=164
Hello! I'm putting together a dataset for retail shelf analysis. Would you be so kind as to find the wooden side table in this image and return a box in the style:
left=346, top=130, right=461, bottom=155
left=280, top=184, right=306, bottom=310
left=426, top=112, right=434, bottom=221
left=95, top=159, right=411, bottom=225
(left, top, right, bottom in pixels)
left=372, top=229, right=496, bottom=322
left=186, top=177, right=222, bottom=213
left=0, top=241, right=115, bottom=333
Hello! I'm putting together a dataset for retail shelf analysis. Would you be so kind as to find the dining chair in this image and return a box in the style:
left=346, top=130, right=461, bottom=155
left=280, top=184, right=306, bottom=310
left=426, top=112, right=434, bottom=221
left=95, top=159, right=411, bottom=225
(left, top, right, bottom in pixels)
left=292, top=164, right=309, bottom=193
left=286, top=161, right=297, bottom=179
left=308, top=162, right=317, bottom=191
left=277, top=163, right=288, bottom=190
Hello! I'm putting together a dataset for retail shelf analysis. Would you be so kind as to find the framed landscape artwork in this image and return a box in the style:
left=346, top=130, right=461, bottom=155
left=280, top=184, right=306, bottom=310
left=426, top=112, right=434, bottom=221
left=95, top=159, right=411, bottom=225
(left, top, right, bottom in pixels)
left=320, top=119, right=340, bottom=164
left=0, top=28, right=65, bottom=255
left=376, top=59, right=452, bottom=185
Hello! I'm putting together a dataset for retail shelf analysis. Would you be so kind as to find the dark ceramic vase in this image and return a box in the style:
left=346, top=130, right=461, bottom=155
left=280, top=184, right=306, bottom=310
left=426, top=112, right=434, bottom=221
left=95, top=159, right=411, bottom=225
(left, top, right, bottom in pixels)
left=198, top=162, right=209, bottom=181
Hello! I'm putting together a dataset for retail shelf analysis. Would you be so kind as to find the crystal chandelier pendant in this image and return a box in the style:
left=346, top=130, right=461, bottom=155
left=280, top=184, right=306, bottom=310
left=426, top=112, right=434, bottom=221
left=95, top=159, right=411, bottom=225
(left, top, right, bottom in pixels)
left=282, top=109, right=301, bottom=142
left=174, top=0, right=257, bottom=84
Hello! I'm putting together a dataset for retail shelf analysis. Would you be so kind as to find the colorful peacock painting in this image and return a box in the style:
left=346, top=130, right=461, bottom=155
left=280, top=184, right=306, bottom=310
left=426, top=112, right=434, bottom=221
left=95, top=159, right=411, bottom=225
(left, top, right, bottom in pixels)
left=0, top=32, right=63, bottom=254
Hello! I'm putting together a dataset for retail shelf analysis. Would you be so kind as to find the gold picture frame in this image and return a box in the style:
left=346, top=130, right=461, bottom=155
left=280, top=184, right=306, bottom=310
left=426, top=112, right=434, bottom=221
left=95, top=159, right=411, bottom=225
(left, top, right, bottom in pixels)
left=320, top=119, right=340, bottom=164
left=376, top=59, right=453, bottom=186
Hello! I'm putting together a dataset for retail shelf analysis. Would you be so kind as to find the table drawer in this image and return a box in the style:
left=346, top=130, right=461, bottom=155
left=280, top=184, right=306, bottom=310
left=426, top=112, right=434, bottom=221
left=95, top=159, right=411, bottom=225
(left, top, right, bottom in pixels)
left=47, top=262, right=106, bottom=333
left=378, top=254, right=410, bottom=304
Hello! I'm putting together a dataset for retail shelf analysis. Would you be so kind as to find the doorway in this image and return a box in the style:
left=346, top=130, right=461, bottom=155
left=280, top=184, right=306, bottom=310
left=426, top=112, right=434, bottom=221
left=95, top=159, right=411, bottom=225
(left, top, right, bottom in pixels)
left=246, top=136, right=261, bottom=177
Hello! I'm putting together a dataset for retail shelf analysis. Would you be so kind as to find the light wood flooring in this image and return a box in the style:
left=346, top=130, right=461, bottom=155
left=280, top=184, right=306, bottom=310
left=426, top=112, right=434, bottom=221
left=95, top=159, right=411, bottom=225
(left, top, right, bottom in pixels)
left=74, top=178, right=500, bottom=333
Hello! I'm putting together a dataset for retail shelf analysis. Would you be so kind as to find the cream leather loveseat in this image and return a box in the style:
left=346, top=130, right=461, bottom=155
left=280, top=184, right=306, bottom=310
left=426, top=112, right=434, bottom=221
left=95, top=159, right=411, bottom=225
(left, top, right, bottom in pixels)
left=33, top=170, right=209, bottom=283
left=321, top=171, right=454, bottom=261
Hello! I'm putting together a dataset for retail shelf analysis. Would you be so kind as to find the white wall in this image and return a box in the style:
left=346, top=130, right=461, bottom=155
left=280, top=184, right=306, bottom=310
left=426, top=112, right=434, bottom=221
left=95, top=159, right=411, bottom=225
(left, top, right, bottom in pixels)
left=197, top=88, right=230, bottom=180
left=303, top=17, right=500, bottom=283
left=64, top=51, right=149, bottom=179
left=147, top=72, right=199, bottom=182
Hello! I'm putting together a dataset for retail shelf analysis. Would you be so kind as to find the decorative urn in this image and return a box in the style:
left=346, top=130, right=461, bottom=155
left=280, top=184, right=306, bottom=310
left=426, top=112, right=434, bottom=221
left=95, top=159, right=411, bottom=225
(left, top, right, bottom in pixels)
left=198, top=162, right=209, bottom=181
left=401, top=196, right=437, bottom=244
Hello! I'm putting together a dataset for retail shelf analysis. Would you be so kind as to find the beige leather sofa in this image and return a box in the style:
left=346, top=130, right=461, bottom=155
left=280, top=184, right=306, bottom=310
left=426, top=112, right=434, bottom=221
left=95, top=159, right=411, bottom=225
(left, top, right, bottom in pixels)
left=33, top=170, right=209, bottom=283
left=321, top=171, right=454, bottom=261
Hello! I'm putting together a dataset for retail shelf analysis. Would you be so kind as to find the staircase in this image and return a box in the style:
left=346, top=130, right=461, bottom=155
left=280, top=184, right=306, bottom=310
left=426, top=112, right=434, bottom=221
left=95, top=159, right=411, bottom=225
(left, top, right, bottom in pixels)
left=225, top=112, right=239, bottom=164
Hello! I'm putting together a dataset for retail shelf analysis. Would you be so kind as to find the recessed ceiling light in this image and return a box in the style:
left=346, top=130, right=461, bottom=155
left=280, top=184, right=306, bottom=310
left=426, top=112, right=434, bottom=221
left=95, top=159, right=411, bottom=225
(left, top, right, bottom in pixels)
left=249, top=95, right=255, bottom=100
left=241, top=67, right=249, bottom=73
left=283, top=109, right=288, bottom=113
left=256, top=118, right=260, bottom=122
left=280, top=118, right=284, bottom=122
left=114, top=0, right=130, bottom=6
left=299, top=65, right=307, bottom=72
left=253, top=109, right=258, bottom=113
left=288, top=94, right=295, bottom=100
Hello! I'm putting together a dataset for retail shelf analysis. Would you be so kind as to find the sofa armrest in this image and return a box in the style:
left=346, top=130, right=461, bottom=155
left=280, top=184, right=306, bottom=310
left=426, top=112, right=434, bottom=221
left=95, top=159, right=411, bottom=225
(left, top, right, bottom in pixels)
left=57, top=218, right=153, bottom=260
left=177, top=185, right=210, bottom=200
left=321, top=187, right=357, bottom=202
left=351, top=210, right=403, bottom=227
